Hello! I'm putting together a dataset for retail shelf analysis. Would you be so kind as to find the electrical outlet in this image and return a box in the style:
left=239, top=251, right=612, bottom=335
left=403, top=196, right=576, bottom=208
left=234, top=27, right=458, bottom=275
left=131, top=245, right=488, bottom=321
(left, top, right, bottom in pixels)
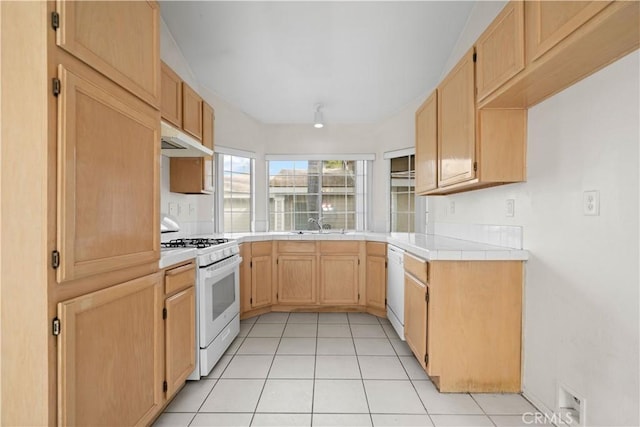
left=583, top=190, right=599, bottom=216
left=178, top=202, right=188, bottom=220
left=168, top=202, right=178, bottom=217
left=449, top=200, right=456, bottom=215
left=506, top=199, right=515, bottom=217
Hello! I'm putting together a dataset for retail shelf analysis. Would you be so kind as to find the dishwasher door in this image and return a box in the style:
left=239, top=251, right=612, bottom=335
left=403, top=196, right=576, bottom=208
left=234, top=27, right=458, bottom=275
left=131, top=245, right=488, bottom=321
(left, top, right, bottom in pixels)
left=386, top=245, right=405, bottom=340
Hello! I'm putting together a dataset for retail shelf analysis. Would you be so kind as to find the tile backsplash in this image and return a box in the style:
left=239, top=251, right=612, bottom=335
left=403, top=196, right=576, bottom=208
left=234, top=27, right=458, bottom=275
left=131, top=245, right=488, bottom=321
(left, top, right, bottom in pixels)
left=433, top=222, right=523, bottom=249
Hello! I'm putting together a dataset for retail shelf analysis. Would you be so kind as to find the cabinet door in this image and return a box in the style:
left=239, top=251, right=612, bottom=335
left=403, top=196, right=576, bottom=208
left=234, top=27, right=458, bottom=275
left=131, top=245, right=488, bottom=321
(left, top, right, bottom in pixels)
left=277, top=255, right=316, bottom=304
left=57, top=273, right=164, bottom=426
left=526, top=1, right=612, bottom=63
left=415, top=90, right=438, bottom=194
left=404, top=273, right=427, bottom=370
left=319, top=255, right=359, bottom=305
left=170, top=158, right=213, bottom=195
left=239, top=244, right=252, bottom=315
left=161, top=61, right=182, bottom=128
left=366, top=256, right=386, bottom=310
left=165, top=286, right=196, bottom=399
left=251, top=255, right=273, bottom=308
left=56, top=64, right=160, bottom=283
left=182, top=83, right=203, bottom=141
left=476, top=1, right=524, bottom=100
left=56, top=0, right=160, bottom=107
left=202, top=102, right=215, bottom=152
left=438, top=48, right=476, bottom=187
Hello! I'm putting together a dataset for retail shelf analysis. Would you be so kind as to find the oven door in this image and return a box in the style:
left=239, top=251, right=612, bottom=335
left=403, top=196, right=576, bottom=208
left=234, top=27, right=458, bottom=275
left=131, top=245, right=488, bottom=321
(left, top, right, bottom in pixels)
left=199, top=257, right=241, bottom=348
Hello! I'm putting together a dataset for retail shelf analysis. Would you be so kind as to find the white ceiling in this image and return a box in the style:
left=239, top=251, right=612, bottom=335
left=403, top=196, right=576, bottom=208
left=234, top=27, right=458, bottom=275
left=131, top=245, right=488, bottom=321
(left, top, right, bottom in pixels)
left=160, top=1, right=475, bottom=124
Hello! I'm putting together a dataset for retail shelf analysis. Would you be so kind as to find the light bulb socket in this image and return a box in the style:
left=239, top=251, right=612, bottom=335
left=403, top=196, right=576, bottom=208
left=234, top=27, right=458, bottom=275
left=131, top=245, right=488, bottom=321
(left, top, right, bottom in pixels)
left=313, top=104, right=324, bottom=128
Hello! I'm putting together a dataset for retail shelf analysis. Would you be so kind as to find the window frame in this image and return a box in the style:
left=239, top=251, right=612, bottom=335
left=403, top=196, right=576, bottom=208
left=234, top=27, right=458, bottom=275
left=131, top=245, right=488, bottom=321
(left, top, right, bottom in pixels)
left=215, top=147, right=256, bottom=233
left=384, top=148, right=427, bottom=233
left=265, top=155, right=374, bottom=232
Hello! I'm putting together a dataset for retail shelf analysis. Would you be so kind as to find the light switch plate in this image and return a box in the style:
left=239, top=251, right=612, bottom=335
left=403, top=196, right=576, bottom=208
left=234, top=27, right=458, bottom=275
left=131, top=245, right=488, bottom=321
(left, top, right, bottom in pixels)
left=506, top=199, right=515, bottom=217
left=583, top=191, right=599, bottom=216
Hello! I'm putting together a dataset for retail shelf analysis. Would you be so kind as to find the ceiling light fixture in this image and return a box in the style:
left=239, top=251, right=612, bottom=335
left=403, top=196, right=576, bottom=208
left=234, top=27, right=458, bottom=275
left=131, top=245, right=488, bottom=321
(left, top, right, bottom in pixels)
left=313, top=104, right=324, bottom=129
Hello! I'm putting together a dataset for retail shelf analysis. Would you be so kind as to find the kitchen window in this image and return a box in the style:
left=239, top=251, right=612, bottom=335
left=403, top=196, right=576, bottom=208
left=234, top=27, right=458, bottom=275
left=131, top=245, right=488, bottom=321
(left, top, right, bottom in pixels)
left=390, top=154, right=415, bottom=232
left=385, top=149, right=427, bottom=233
left=267, top=157, right=370, bottom=231
left=216, top=150, right=254, bottom=233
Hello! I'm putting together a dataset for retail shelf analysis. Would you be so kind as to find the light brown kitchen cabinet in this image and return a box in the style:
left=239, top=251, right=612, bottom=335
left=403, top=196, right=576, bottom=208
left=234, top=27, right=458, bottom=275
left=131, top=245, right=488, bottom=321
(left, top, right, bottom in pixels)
left=417, top=48, right=526, bottom=195
left=170, top=157, right=214, bottom=194
left=55, top=0, right=160, bottom=107
left=475, top=1, right=524, bottom=101
left=318, top=241, right=362, bottom=305
left=57, top=272, right=164, bottom=426
left=404, top=268, right=428, bottom=371
left=161, top=61, right=183, bottom=128
left=164, top=262, right=196, bottom=400
left=526, top=1, right=611, bottom=64
left=277, top=255, right=317, bottom=305
left=251, top=242, right=274, bottom=309
left=56, top=63, right=160, bottom=283
left=182, top=82, right=203, bottom=141
left=202, top=101, right=215, bottom=152
left=438, top=48, right=476, bottom=188
left=415, top=90, right=438, bottom=194
left=319, top=255, right=359, bottom=305
left=365, top=242, right=386, bottom=311
left=402, top=253, right=523, bottom=393
left=480, top=1, right=638, bottom=109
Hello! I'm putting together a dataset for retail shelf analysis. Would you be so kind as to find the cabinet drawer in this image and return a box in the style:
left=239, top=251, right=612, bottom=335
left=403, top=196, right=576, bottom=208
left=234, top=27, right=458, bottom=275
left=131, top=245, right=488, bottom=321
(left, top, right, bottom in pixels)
left=319, top=241, right=360, bottom=254
left=404, top=253, right=428, bottom=284
left=277, top=241, right=316, bottom=253
left=252, top=241, right=272, bottom=257
left=366, top=242, right=386, bottom=257
left=165, top=262, right=196, bottom=295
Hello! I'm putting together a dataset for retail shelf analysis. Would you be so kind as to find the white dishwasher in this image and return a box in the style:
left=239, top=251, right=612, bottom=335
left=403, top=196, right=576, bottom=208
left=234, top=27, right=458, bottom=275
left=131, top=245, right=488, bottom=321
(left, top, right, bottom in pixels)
left=386, top=245, right=405, bottom=340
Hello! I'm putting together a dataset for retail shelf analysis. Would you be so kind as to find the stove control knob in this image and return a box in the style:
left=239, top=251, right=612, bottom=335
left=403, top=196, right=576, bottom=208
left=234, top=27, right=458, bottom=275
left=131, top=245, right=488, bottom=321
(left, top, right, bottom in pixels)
left=209, top=254, right=216, bottom=263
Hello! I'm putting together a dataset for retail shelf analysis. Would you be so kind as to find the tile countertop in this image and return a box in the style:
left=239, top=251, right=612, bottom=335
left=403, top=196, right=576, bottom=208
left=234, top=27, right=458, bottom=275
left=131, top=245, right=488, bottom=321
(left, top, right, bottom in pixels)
left=217, top=232, right=529, bottom=261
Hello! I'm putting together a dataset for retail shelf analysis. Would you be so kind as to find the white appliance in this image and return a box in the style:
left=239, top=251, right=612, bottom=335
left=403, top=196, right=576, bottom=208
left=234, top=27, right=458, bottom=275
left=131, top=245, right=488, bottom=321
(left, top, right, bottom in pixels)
left=161, top=238, right=242, bottom=380
left=386, top=245, right=406, bottom=340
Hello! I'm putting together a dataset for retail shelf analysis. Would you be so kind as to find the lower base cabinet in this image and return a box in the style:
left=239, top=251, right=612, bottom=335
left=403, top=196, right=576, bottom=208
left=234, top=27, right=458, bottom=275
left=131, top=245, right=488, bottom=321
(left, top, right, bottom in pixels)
left=164, top=262, right=196, bottom=399
left=277, top=255, right=317, bottom=304
left=403, top=257, right=523, bottom=393
left=319, top=255, right=359, bottom=304
left=57, top=272, right=164, bottom=426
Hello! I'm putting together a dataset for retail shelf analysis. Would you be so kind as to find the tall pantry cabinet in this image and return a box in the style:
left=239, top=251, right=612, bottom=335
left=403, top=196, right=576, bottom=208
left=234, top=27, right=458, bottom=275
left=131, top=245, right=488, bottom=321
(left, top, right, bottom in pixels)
left=0, top=1, right=163, bottom=425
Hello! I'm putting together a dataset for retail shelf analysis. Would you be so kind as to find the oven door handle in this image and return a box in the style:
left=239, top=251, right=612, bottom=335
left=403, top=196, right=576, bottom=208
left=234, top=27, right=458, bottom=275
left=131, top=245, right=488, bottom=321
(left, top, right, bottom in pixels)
left=203, top=257, right=242, bottom=280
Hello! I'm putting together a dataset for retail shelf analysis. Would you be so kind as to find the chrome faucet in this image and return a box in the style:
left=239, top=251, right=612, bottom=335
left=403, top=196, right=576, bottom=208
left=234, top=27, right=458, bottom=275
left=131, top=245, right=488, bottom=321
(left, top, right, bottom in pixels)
left=308, top=217, right=323, bottom=233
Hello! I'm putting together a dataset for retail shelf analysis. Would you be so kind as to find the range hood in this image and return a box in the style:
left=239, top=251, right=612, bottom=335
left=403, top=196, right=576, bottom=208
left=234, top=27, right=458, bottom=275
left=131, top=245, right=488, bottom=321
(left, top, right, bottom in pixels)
left=161, top=121, right=214, bottom=157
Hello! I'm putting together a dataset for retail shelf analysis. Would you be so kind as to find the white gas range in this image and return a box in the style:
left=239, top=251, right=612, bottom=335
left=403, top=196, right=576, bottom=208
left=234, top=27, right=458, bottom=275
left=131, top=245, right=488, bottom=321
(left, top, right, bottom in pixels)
left=161, top=238, right=242, bottom=380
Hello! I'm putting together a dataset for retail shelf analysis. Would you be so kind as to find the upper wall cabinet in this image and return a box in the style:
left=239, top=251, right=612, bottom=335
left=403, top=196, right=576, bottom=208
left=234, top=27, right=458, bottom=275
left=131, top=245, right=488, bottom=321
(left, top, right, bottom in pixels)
left=56, top=0, right=160, bottom=108
left=161, top=61, right=183, bottom=128
left=182, top=83, right=204, bottom=141
left=480, top=1, right=639, bottom=108
left=475, top=1, right=524, bottom=101
left=415, top=91, right=438, bottom=194
left=56, top=63, right=160, bottom=283
left=437, top=48, right=476, bottom=188
left=526, top=1, right=611, bottom=63
left=416, top=49, right=526, bottom=195
left=202, top=102, right=215, bottom=153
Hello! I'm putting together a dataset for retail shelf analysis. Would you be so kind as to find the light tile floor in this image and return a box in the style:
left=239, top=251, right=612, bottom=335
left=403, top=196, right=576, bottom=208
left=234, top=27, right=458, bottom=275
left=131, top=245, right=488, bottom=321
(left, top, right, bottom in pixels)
left=154, top=312, right=541, bottom=427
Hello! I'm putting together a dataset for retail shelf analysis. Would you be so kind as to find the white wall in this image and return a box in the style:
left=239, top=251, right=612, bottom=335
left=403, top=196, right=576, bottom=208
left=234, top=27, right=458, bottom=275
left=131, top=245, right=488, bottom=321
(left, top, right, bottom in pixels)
left=430, top=3, right=639, bottom=423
